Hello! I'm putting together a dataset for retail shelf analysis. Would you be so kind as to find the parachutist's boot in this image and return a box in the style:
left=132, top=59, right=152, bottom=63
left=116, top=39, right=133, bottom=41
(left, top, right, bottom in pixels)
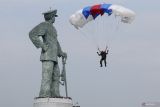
left=100, top=64, right=102, bottom=67
left=100, top=61, right=102, bottom=67
left=105, top=61, right=107, bottom=67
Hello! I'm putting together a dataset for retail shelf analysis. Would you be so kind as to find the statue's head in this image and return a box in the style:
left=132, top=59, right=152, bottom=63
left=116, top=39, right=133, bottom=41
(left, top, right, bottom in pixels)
left=43, top=9, right=58, bottom=23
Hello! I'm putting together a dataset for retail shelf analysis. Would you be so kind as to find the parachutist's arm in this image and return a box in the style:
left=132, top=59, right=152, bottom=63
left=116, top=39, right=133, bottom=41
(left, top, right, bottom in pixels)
left=97, top=52, right=100, bottom=56
left=105, top=45, right=108, bottom=52
left=106, top=50, right=109, bottom=54
left=98, top=48, right=101, bottom=52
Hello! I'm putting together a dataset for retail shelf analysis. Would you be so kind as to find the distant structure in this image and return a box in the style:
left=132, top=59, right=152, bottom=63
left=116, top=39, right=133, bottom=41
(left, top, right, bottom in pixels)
left=142, top=102, right=160, bottom=107
left=73, top=102, right=80, bottom=107
left=73, top=106, right=80, bottom=107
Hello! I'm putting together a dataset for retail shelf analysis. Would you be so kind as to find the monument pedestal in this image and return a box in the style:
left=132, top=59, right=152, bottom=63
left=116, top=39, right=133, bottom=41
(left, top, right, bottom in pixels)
left=33, top=97, right=73, bottom=107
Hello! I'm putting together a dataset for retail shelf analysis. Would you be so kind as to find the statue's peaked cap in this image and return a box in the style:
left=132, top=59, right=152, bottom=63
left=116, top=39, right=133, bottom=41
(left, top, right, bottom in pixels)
left=42, top=9, right=58, bottom=17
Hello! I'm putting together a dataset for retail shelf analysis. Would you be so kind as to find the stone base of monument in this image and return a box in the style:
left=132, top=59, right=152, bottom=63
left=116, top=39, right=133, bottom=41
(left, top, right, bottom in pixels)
left=33, top=97, right=73, bottom=107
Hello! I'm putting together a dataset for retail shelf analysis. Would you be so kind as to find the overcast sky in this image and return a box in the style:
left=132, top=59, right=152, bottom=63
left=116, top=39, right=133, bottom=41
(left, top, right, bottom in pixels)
left=0, top=0, right=160, bottom=107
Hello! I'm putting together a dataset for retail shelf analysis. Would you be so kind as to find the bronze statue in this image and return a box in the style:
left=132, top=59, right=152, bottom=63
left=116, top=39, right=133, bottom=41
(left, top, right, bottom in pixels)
left=29, top=9, right=67, bottom=98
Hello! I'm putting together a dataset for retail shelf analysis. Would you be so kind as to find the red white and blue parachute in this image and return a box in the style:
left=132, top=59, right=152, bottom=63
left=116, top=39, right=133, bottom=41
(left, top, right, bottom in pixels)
left=69, top=3, right=136, bottom=29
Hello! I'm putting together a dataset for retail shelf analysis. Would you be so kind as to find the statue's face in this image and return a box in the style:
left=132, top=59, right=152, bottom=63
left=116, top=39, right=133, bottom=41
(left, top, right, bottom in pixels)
left=51, top=16, right=55, bottom=23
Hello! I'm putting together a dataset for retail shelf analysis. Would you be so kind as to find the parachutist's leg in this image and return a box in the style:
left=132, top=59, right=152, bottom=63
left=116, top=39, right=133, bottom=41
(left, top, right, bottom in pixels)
left=100, top=59, right=102, bottom=67
left=104, top=60, right=107, bottom=67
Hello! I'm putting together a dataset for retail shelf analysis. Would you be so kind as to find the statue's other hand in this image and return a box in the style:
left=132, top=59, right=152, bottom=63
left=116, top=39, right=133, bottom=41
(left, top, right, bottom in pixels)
left=42, top=43, right=49, bottom=52
left=61, top=52, right=67, bottom=59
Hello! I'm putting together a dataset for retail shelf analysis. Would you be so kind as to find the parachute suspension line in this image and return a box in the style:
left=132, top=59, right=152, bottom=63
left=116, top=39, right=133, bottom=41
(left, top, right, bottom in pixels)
left=83, top=16, right=101, bottom=51
left=78, top=28, right=99, bottom=49
left=78, top=28, right=90, bottom=40
left=95, top=16, right=100, bottom=48
left=97, top=13, right=108, bottom=50
left=115, top=15, right=121, bottom=31
left=103, top=14, right=109, bottom=48
left=103, top=15, right=117, bottom=50
left=102, top=15, right=112, bottom=50
left=95, top=15, right=106, bottom=50
left=107, top=15, right=122, bottom=50
left=105, top=45, right=108, bottom=51
left=91, top=17, right=100, bottom=49
left=88, top=21, right=100, bottom=50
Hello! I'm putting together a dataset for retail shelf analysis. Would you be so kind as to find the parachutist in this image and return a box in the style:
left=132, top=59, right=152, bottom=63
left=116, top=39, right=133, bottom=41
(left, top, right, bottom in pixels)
left=97, top=47, right=109, bottom=67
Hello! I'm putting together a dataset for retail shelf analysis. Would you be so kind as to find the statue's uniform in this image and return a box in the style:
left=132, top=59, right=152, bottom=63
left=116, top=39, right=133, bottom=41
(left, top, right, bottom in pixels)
left=29, top=21, right=62, bottom=97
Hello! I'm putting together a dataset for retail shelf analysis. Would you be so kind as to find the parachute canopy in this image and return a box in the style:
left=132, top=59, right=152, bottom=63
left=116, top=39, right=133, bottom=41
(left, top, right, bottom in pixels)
left=69, top=3, right=136, bottom=29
